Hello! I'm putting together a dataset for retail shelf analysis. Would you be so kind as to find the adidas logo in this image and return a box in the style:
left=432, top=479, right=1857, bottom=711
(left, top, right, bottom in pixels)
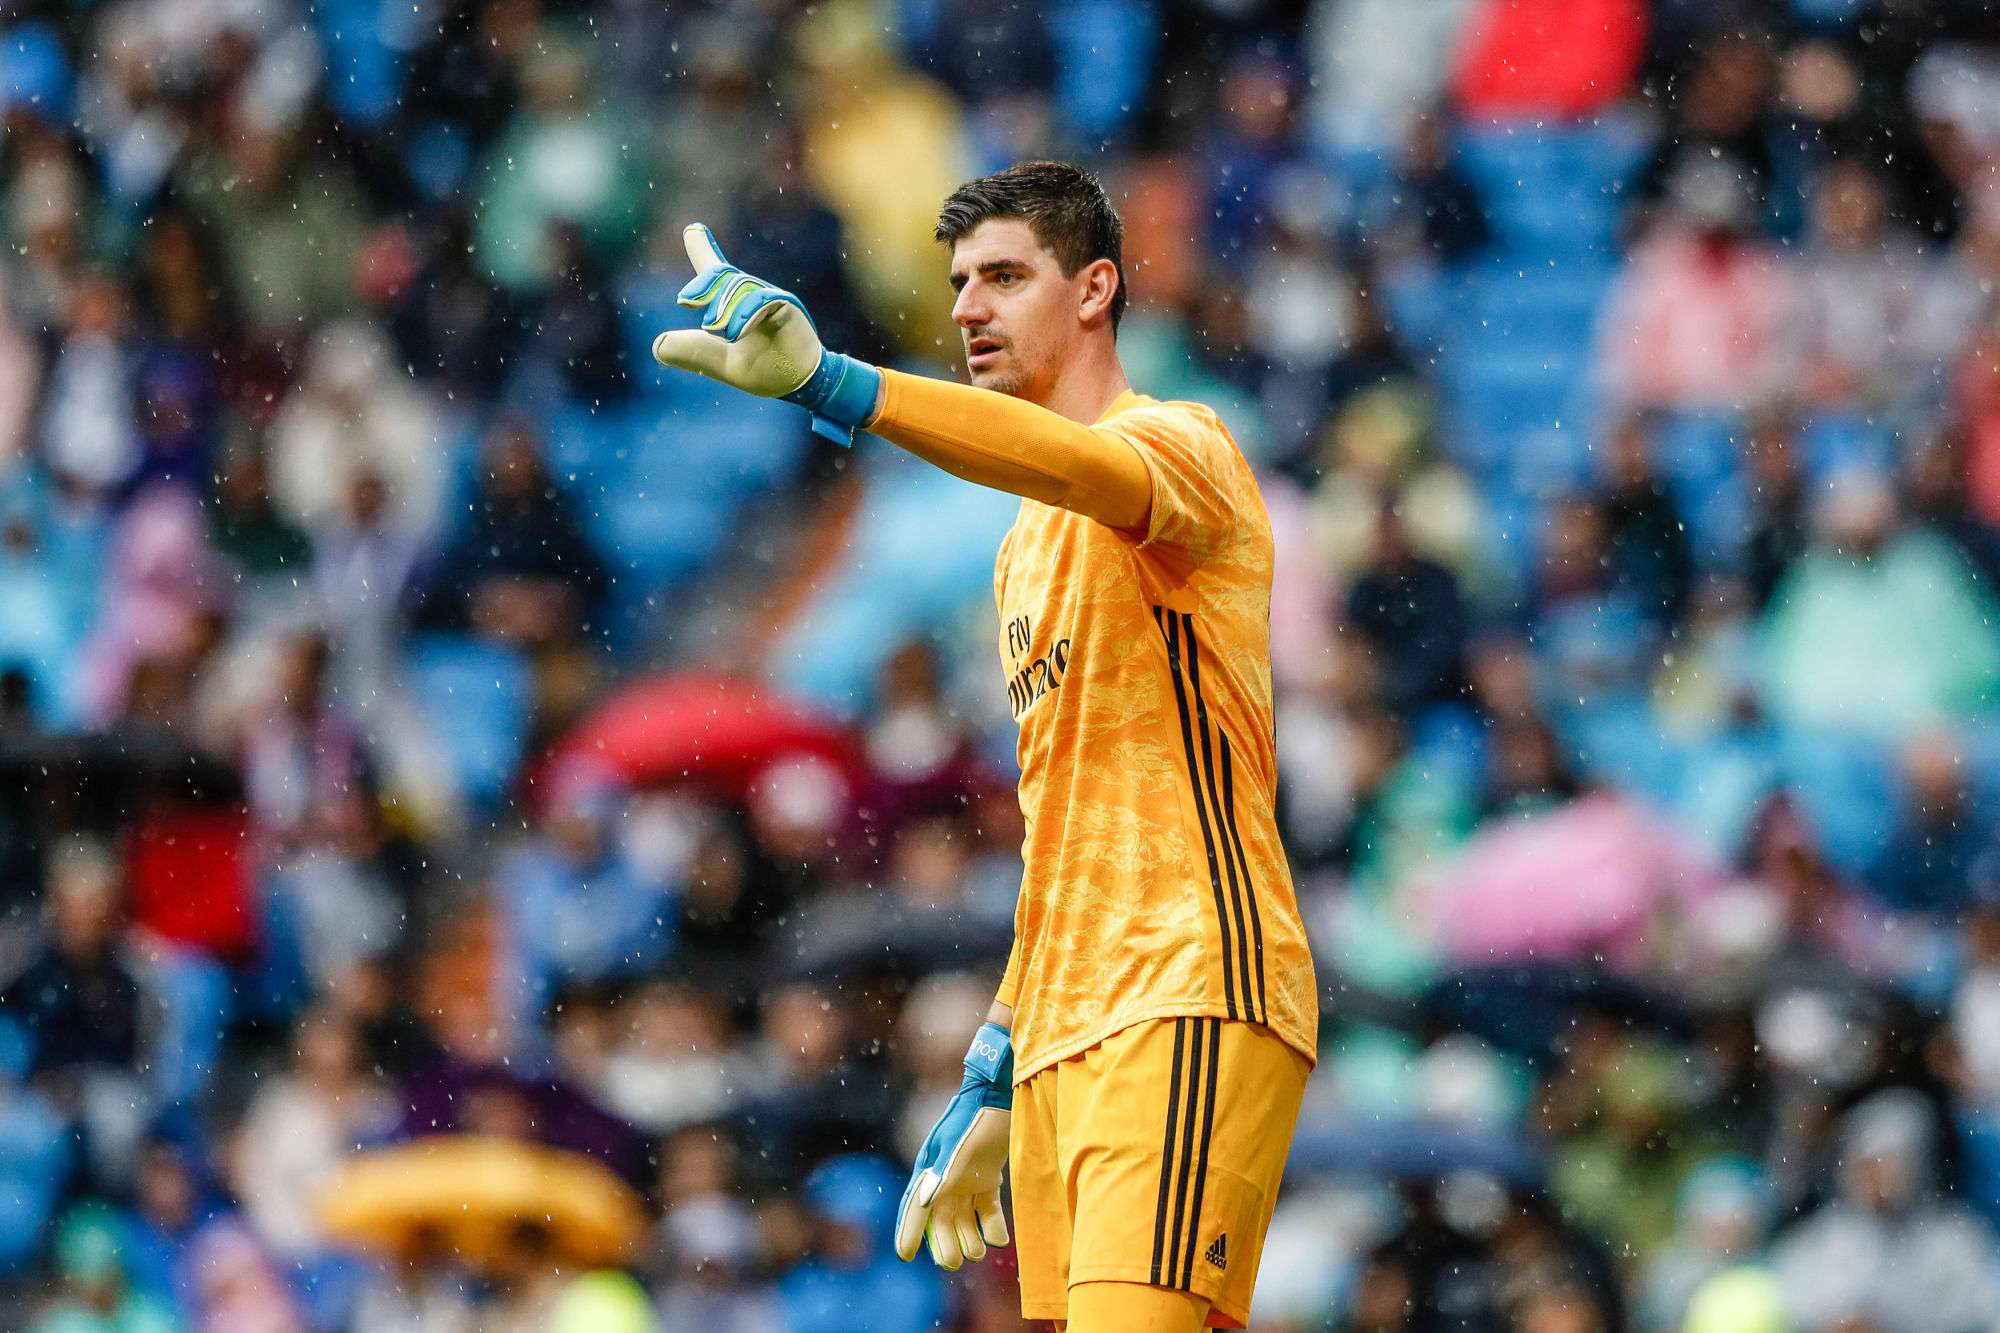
left=1204, top=1234, right=1228, bottom=1270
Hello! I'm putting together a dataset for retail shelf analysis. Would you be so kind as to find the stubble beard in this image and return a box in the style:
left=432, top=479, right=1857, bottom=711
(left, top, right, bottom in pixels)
left=982, top=368, right=1027, bottom=397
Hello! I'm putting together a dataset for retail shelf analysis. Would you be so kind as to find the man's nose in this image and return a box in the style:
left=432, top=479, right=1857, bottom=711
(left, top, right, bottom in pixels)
left=952, top=283, right=987, bottom=328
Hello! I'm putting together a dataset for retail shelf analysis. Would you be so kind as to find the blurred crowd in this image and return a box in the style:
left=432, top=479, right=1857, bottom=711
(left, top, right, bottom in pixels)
left=7, top=0, right=2000, bottom=1329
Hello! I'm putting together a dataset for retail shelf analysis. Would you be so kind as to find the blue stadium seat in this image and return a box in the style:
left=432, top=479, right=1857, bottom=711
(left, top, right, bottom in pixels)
left=405, top=635, right=535, bottom=810
left=1798, top=412, right=1895, bottom=481
left=1776, top=727, right=1895, bottom=877
left=771, top=450, right=1020, bottom=712
left=1672, top=472, right=1752, bottom=574
left=628, top=398, right=807, bottom=493
left=1050, top=0, right=1158, bottom=142
left=1671, top=733, right=1780, bottom=862
left=1567, top=693, right=1683, bottom=806
left=0, top=1083, right=67, bottom=1276
left=144, top=945, right=233, bottom=1106
left=1653, top=413, right=1742, bottom=486
left=591, top=485, right=733, bottom=589
left=542, top=402, right=630, bottom=479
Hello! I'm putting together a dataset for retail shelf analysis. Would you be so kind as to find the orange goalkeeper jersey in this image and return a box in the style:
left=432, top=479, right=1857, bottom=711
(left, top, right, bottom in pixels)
left=992, top=389, right=1318, bottom=1081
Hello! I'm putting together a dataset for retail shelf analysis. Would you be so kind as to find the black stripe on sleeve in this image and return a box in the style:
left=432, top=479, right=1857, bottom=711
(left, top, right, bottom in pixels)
left=1150, top=1017, right=1188, bottom=1285
left=1155, top=607, right=1238, bottom=1021
left=1219, top=734, right=1269, bottom=1025
left=1181, top=613, right=1258, bottom=1023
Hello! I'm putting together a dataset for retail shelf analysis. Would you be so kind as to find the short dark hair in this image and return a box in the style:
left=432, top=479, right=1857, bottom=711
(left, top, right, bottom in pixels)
left=935, top=161, right=1127, bottom=330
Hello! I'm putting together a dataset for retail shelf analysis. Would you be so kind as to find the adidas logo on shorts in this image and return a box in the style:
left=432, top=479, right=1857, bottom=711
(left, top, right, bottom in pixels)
left=1204, top=1234, right=1228, bottom=1270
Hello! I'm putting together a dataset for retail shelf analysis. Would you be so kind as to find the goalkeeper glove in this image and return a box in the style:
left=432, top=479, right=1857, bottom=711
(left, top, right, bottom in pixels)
left=894, top=1021, right=1013, bottom=1270
left=651, top=223, right=882, bottom=447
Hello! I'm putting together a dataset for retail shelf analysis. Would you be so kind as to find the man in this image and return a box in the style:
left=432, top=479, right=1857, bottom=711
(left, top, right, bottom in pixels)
left=653, top=161, right=1317, bottom=1332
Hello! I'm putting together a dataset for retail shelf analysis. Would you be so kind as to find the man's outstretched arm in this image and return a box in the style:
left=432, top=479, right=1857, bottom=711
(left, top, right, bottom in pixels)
left=864, top=368, right=1151, bottom=530
left=652, top=223, right=1151, bottom=530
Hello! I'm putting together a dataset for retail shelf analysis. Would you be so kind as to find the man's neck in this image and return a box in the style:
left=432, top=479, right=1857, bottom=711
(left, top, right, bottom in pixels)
left=1031, top=339, right=1132, bottom=425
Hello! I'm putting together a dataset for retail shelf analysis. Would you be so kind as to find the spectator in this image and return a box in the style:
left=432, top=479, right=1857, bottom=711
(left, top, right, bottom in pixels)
left=494, top=764, right=676, bottom=1026
left=267, top=322, right=447, bottom=544
left=206, top=445, right=309, bottom=581
left=177, top=129, right=365, bottom=344
left=1904, top=425, right=2000, bottom=593
left=1544, top=1032, right=1720, bottom=1264
left=309, top=466, right=421, bottom=706
left=29, top=1202, right=179, bottom=1333
left=1771, top=1088, right=2000, bottom=1333
left=775, top=1155, right=944, bottom=1333
left=1760, top=468, right=2000, bottom=736
left=1598, top=156, right=1790, bottom=415
left=518, top=221, right=629, bottom=406
left=1783, top=162, right=1928, bottom=412
left=1480, top=715, right=1579, bottom=818
left=1344, top=501, right=1468, bottom=717
left=1875, top=735, right=1983, bottom=917
left=1391, top=113, right=1489, bottom=263
left=383, top=207, right=521, bottom=399
left=1599, top=418, right=1693, bottom=631
left=37, top=274, right=139, bottom=500
left=231, top=1006, right=396, bottom=1259
left=595, top=984, right=761, bottom=1134
left=738, top=985, right=902, bottom=1179
left=1633, top=1160, right=1772, bottom=1333
left=0, top=839, right=149, bottom=1189
left=412, top=418, right=606, bottom=644
left=650, top=1127, right=784, bottom=1333
left=474, top=34, right=647, bottom=294
left=1740, top=414, right=1810, bottom=611
left=1531, top=498, right=1655, bottom=708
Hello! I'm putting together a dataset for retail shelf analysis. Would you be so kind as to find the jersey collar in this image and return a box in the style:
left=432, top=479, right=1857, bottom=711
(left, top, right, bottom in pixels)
left=1094, top=388, right=1151, bottom=424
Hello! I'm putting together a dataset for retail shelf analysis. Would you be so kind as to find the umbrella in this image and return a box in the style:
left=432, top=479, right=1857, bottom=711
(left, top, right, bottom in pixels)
left=781, top=894, right=1014, bottom=981
left=0, top=727, right=243, bottom=813
left=1405, top=793, right=1724, bottom=967
left=1421, top=963, right=1695, bottom=1065
left=316, top=1134, right=647, bottom=1271
left=1287, top=1121, right=1545, bottom=1186
left=546, top=672, right=853, bottom=794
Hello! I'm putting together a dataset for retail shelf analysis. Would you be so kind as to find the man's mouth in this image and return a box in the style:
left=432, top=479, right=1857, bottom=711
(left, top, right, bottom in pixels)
left=967, top=336, right=1004, bottom=368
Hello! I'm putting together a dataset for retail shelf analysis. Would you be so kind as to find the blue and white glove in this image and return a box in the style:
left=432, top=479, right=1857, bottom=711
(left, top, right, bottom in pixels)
left=651, top=223, right=882, bottom=446
left=894, top=1021, right=1013, bottom=1269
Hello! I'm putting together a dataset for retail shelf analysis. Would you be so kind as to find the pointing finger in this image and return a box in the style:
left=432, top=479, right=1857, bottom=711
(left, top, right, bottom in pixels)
left=683, top=222, right=727, bottom=274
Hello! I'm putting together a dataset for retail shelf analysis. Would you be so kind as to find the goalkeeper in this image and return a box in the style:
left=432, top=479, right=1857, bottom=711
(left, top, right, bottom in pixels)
left=654, top=161, right=1317, bottom=1333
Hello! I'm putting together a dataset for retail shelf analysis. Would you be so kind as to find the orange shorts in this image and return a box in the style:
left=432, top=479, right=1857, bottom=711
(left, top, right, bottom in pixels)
left=1009, top=1017, right=1309, bottom=1329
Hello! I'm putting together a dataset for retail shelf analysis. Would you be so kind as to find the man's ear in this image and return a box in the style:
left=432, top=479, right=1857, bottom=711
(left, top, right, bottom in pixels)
left=1077, top=258, right=1120, bottom=328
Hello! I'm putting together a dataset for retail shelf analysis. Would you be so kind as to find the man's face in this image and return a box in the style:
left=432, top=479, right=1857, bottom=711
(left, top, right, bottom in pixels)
left=948, top=217, right=1085, bottom=401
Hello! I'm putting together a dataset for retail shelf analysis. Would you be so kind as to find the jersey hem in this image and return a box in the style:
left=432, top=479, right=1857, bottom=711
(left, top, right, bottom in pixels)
left=1012, top=1002, right=1318, bottom=1085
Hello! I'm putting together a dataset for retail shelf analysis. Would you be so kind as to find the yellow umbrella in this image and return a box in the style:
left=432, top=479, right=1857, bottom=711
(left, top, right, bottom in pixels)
left=316, top=1134, right=648, bottom=1272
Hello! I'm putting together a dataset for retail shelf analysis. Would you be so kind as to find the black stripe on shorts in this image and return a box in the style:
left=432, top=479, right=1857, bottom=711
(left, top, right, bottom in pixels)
left=1151, top=1018, right=1224, bottom=1291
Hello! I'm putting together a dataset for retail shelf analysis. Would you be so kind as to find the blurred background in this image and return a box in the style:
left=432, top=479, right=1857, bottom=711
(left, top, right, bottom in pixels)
left=3, top=0, right=2000, bottom=1329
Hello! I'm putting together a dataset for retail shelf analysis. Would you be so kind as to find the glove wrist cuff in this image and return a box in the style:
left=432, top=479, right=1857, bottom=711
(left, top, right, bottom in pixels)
left=963, top=1022, right=1013, bottom=1109
left=783, top=350, right=882, bottom=446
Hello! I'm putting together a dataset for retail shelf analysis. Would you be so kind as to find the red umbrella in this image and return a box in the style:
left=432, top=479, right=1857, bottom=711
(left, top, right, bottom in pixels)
left=548, top=672, right=855, bottom=795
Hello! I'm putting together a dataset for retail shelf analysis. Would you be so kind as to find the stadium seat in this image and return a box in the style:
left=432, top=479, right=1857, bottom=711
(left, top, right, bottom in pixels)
left=1050, top=0, right=1158, bottom=142
left=771, top=450, right=1020, bottom=711
left=140, top=945, right=234, bottom=1107
left=1672, top=733, right=1780, bottom=862
left=404, top=635, right=536, bottom=811
left=1776, top=727, right=1895, bottom=877
left=0, top=1083, right=67, bottom=1276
